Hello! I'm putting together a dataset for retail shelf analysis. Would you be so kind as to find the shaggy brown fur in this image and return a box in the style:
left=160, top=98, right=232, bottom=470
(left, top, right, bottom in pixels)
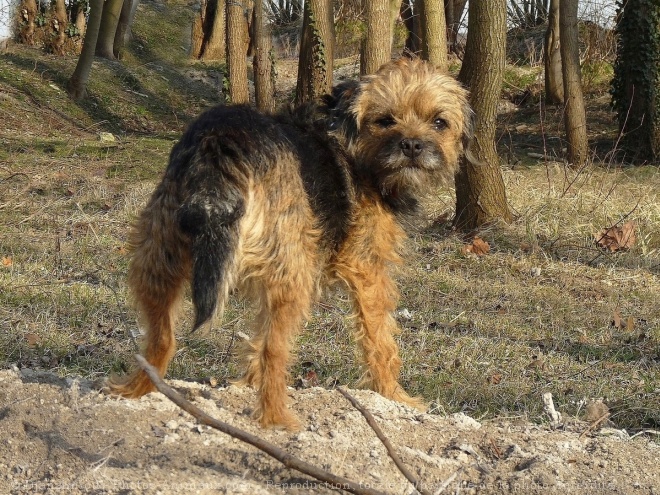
left=109, top=58, right=472, bottom=429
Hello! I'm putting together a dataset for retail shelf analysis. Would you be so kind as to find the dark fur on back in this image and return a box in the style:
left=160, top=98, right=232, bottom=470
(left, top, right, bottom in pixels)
left=165, top=103, right=356, bottom=330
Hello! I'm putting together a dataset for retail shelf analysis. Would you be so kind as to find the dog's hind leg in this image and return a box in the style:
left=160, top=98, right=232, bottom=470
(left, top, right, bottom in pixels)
left=109, top=183, right=191, bottom=398
left=235, top=192, right=321, bottom=429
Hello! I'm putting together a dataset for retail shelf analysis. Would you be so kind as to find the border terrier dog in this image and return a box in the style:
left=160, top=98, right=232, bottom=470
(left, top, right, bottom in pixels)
left=109, top=58, right=472, bottom=429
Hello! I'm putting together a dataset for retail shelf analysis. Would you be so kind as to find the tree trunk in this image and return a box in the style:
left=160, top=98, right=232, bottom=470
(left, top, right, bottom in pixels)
left=67, top=0, right=105, bottom=100
left=226, top=0, right=250, bottom=103
left=296, top=0, right=333, bottom=104
left=401, top=0, right=420, bottom=56
left=201, top=0, right=226, bottom=60
left=74, top=4, right=87, bottom=38
left=559, top=0, right=588, bottom=167
left=191, top=0, right=207, bottom=58
left=454, top=0, right=512, bottom=230
left=253, top=0, right=274, bottom=111
left=49, top=0, right=68, bottom=55
left=19, top=0, right=38, bottom=45
left=114, top=0, right=140, bottom=59
left=446, top=0, right=467, bottom=54
left=360, top=0, right=390, bottom=75
left=389, top=0, right=401, bottom=49
left=611, top=0, right=660, bottom=162
left=421, top=0, right=448, bottom=71
left=95, top=0, right=124, bottom=59
left=544, top=0, right=563, bottom=104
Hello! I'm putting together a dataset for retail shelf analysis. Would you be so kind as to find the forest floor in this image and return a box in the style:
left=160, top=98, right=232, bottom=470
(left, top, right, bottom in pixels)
left=0, top=0, right=659, bottom=493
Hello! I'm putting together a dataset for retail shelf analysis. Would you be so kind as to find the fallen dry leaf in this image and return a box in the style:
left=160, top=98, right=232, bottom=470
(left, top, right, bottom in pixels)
left=595, top=220, right=636, bottom=252
left=25, top=333, right=40, bottom=347
left=487, top=373, right=502, bottom=385
left=1, top=256, right=12, bottom=267
left=612, top=310, right=635, bottom=332
left=461, top=236, right=490, bottom=256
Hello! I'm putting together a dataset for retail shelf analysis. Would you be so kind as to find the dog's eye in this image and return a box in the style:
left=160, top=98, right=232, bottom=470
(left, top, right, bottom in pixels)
left=433, top=117, right=448, bottom=130
left=375, top=116, right=396, bottom=128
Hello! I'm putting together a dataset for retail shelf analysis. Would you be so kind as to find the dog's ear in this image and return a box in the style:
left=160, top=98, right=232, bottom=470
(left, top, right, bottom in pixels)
left=323, top=80, right=360, bottom=142
left=323, top=80, right=360, bottom=113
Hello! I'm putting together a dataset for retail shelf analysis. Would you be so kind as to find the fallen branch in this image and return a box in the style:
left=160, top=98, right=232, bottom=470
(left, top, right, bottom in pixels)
left=337, top=387, right=432, bottom=495
left=134, top=355, right=387, bottom=495
left=579, top=412, right=611, bottom=440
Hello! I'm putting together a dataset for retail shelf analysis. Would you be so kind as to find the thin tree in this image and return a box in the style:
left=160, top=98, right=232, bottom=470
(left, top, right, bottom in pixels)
left=446, top=0, right=467, bottom=54
left=454, top=0, right=512, bottom=230
left=360, top=0, right=390, bottom=75
left=559, top=0, right=588, bottom=167
left=67, top=0, right=105, bottom=100
left=203, top=0, right=226, bottom=60
left=226, top=0, right=250, bottom=103
left=611, top=0, right=660, bottom=162
left=400, top=0, right=420, bottom=55
left=49, top=0, right=68, bottom=55
left=192, top=0, right=226, bottom=60
left=95, top=0, right=124, bottom=59
left=296, top=0, right=333, bottom=104
left=114, top=0, right=140, bottom=59
left=18, top=0, right=38, bottom=44
left=420, top=0, right=448, bottom=71
left=544, top=0, right=562, bottom=104
left=253, top=0, right=274, bottom=111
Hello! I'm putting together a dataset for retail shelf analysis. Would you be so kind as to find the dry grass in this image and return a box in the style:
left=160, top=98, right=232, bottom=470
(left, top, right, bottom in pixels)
left=1, top=0, right=658, bottom=432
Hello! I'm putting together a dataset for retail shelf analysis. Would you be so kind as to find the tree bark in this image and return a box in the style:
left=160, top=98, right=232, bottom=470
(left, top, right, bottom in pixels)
left=544, top=0, right=563, bottom=104
left=296, top=0, right=333, bottom=104
left=74, top=3, right=87, bottom=39
left=400, top=0, right=420, bottom=56
left=226, top=0, right=250, bottom=103
left=360, top=0, right=390, bottom=75
left=253, top=0, right=274, bottom=111
left=95, top=0, right=124, bottom=59
left=446, top=0, right=467, bottom=54
left=19, top=0, right=38, bottom=45
left=559, top=0, right=588, bottom=167
left=191, top=0, right=207, bottom=58
left=49, top=0, right=68, bottom=55
left=114, top=0, right=140, bottom=59
left=67, top=0, right=105, bottom=100
left=420, top=0, right=448, bottom=71
left=454, top=0, right=512, bottom=230
left=201, top=0, right=226, bottom=60
left=612, top=0, right=660, bottom=162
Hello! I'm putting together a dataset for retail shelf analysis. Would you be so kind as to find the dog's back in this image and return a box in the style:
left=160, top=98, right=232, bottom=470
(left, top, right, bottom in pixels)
left=134, top=104, right=355, bottom=334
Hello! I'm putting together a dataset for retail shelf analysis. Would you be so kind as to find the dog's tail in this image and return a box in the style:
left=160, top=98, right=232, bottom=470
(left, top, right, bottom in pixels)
left=177, top=138, right=248, bottom=332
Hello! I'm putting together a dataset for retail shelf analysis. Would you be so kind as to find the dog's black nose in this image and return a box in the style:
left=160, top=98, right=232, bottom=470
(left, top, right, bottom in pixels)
left=400, top=138, right=424, bottom=158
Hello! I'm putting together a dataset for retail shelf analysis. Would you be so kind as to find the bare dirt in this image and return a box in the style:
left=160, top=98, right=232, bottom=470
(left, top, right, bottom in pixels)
left=1, top=368, right=658, bottom=495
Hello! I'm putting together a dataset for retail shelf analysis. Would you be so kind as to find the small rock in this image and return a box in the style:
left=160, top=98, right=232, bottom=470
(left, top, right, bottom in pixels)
left=98, top=132, right=116, bottom=143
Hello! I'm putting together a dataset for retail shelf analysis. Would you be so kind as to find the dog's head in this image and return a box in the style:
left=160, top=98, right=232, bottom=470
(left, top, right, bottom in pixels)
left=328, top=58, right=472, bottom=197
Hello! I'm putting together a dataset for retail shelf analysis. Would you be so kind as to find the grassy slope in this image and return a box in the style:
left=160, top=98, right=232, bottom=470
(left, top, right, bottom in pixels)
left=1, top=1, right=658, bottom=431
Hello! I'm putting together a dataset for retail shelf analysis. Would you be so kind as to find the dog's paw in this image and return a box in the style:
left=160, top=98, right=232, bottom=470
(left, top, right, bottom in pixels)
left=390, top=387, right=428, bottom=412
left=254, top=406, right=300, bottom=431
left=106, top=371, right=156, bottom=398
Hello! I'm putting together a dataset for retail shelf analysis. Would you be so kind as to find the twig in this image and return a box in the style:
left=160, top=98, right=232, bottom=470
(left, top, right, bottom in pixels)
left=134, top=355, right=386, bottom=495
left=579, top=412, right=611, bottom=439
left=337, top=387, right=431, bottom=495
left=434, top=469, right=461, bottom=495
left=628, top=429, right=660, bottom=440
